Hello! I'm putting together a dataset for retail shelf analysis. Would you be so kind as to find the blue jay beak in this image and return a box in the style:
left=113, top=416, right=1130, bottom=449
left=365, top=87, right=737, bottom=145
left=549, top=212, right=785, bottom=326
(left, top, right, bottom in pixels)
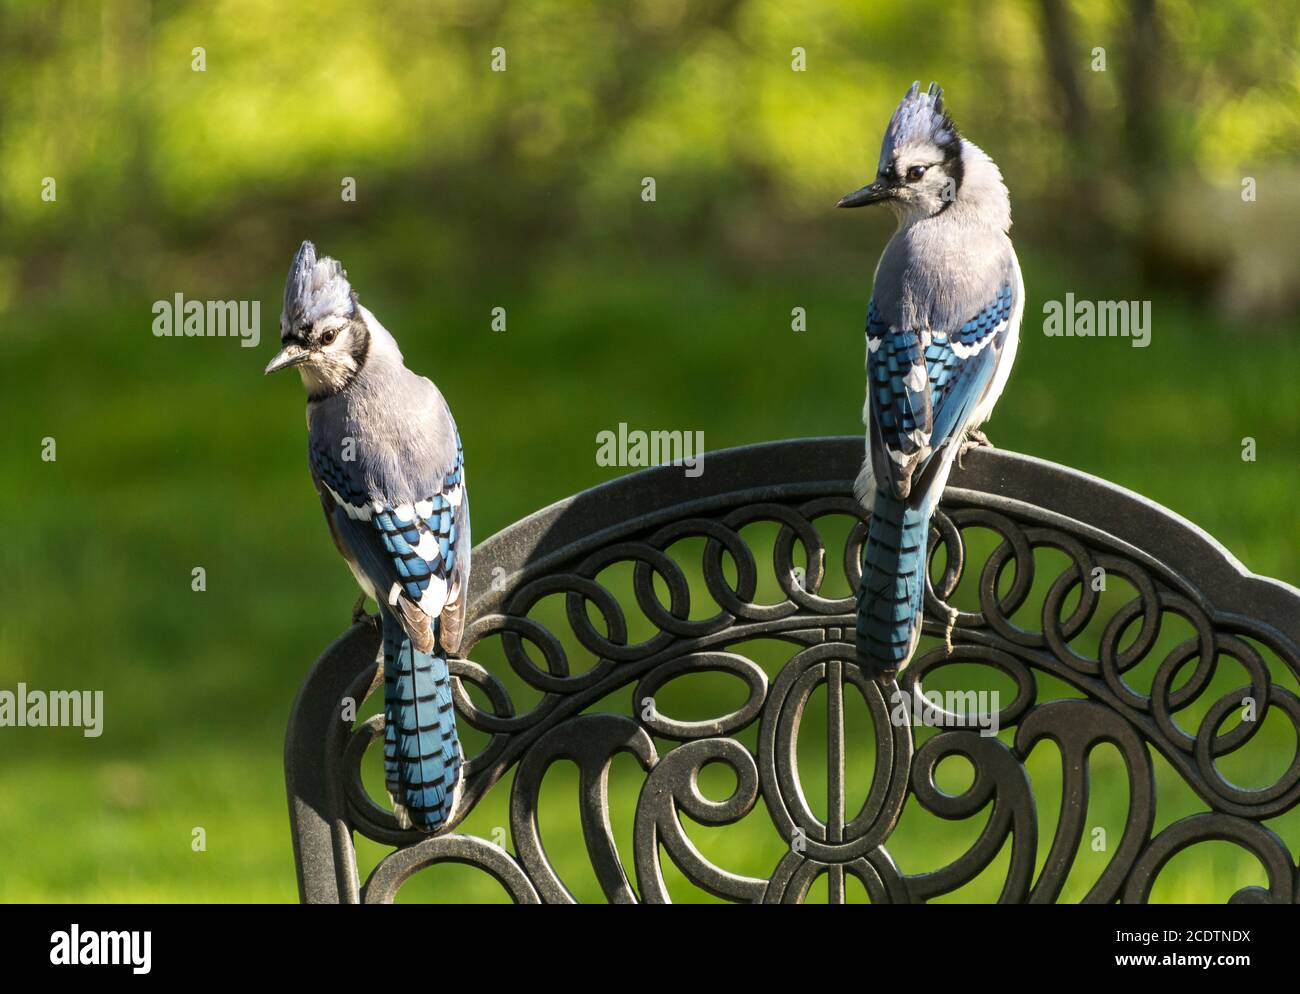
left=264, top=342, right=311, bottom=374
left=837, top=181, right=892, bottom=208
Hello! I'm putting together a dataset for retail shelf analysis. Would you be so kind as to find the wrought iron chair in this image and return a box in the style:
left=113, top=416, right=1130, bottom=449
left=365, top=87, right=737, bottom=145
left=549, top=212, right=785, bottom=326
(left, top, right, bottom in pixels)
left=285, top=438, right=1300, bottom=903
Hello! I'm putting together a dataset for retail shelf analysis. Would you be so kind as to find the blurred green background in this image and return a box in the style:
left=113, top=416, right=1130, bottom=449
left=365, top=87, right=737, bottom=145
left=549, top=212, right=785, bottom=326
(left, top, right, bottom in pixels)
left=1, top=0, right=1297, bottom=903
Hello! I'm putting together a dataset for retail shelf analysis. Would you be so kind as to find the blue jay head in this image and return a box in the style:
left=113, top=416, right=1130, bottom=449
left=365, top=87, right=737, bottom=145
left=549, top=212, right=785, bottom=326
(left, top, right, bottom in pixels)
left=265, top=241, right=370, bottom=395
left=838, top=81, right=964, bottom=221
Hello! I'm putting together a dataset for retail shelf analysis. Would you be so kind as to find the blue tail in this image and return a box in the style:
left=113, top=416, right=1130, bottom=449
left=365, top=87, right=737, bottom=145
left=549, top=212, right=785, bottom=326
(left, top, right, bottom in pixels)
left=857, top=489, right=931, bottom=677
left=380, top=610, right=461, bottom=832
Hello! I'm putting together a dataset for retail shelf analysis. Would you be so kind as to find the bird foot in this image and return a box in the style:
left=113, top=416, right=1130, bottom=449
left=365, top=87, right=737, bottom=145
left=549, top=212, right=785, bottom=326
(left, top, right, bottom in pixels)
left=956, top=429, right=993, bottom=470
left=941, top=601, right=960, bottom=654
left=352, top=594, right=379, bottom=632
left=388, top=792, right=414, bottom=831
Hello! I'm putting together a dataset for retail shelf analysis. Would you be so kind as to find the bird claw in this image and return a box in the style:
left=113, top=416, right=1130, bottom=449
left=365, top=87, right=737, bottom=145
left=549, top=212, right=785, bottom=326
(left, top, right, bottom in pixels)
left=387, top=791, right=414, bottom=831
left=352, top=594, right=379, bottom=632
left=941, top=601, right=960, bottom=654
left=956, top=428, right=993, bottom=470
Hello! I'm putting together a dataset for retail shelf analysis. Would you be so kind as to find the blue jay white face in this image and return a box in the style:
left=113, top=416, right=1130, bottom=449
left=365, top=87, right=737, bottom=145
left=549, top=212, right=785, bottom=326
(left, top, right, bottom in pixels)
left=838, top=81, right=964, bottom=223
left=264, top=241, right=370, bottom=398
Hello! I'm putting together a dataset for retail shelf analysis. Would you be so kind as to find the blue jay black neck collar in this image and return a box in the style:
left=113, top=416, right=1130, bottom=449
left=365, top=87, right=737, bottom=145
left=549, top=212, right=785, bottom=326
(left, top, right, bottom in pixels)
left=934, top=138, right=964, bottom=217
left=348, top=315, right=371, bottom=376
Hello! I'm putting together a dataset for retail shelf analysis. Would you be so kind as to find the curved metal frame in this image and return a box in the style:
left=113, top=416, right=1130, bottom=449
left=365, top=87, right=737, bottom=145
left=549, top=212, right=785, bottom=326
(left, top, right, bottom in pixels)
left=285, top=438, right=1300, bottom=904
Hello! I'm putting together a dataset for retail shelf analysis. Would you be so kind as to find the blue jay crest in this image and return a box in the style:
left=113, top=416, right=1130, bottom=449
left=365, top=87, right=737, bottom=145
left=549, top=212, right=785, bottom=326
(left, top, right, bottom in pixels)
left=281, top=240, right=356, bottom=334
left=882, top=81, right=960, bottom=164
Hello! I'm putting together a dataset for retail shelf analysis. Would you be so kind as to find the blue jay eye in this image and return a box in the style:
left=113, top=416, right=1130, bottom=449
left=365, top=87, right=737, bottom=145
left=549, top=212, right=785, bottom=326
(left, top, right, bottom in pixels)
left=320, top=328, right=337, bottom=346
left=906, top=165, right=927, bottom=182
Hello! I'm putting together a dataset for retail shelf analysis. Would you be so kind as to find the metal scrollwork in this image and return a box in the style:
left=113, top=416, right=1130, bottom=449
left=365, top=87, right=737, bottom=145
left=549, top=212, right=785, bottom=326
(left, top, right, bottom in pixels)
left=285, top=439, right=1300, bottom=903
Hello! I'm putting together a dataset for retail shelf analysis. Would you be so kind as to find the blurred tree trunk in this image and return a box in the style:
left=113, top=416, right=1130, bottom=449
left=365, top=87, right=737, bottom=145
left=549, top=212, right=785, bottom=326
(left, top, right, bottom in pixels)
left=1121, top=0, right=1186, bottom=287
left=1036, top=0, right=1098, bottom=245
left=1121, top=0, right=1163, bottom=175
left=1038, top=0, right=1090, bottom=149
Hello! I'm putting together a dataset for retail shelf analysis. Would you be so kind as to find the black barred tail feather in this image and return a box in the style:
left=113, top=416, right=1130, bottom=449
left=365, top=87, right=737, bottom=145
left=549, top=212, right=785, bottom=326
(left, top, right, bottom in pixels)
left=380, top=609, right=462, bottom=832
left=856, top=488, right=932, bottom=677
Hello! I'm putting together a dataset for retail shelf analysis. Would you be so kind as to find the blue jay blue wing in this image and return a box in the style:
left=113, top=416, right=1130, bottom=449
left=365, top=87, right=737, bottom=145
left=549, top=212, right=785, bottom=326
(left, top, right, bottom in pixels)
left=925, top=281, right=1015, bottom=452
left=866, top=284, right=1015, bottom=499
left=432, top=434, right=469, bottom=653
left=308, top=439, right=468, bottom=653
left=866, top=298, right=933, bottom=500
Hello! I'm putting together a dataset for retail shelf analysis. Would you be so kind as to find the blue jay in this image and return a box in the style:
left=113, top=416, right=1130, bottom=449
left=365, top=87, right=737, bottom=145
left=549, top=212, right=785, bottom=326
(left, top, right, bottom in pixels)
left=266, top=242, right=469, bottom=832
left=839, top=82, right=1023, bottom=678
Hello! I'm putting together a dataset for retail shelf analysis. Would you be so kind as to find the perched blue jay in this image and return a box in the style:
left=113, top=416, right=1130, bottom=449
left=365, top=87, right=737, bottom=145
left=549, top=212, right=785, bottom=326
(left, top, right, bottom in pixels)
left=839, top=82, right=1023, bottom=678
left=266, top=242, right=468, bottom=832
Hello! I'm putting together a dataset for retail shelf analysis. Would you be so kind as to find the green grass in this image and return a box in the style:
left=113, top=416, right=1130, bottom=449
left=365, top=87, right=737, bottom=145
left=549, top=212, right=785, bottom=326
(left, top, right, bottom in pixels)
left=1, top=248, right=1296, bottom=902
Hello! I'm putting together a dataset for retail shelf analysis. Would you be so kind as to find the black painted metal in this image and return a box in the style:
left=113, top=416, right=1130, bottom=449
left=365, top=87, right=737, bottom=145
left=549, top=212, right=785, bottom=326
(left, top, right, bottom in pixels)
left=284, top=438, right=1300, bottom=903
